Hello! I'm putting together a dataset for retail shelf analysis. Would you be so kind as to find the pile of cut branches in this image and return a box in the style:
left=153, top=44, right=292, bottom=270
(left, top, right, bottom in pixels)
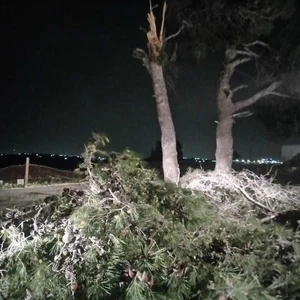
left=180, top=168, right=300, bottom=221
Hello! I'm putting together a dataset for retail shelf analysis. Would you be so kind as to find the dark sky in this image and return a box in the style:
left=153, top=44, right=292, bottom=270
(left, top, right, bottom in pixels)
left=1, top=1, right=281, bottom=159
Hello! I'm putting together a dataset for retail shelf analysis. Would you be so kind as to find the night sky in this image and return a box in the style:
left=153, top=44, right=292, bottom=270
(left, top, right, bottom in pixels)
left=1, top=1, right=281, bottom=159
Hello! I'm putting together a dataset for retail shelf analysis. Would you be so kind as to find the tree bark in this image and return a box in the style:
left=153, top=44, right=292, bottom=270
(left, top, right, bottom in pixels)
left=214, top=47, right=282, bottom=173
left=215, top=117, right=235, bottom=173
left=149, top=61, right=180, bottom=184
left=214, top=62, right=236, bottom=173
left=133, top=3, right=181, bottom=184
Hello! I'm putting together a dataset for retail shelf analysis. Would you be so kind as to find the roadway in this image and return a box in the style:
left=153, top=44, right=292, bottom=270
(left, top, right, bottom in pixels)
left=0, top=182, right=89, bottom=209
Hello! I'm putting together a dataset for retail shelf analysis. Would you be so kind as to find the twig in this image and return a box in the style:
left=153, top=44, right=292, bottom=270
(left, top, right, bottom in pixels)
left=244, top=40, right=271, bottom=50
left=232, top=85, right=248, bottom=94
left=164, top=21, right=189, bottom=44
left=232, top=110, right=253, bottom=118
left=238, top=187, right=275, bottom=212
left=133, top=48, right=150, bottom=71
left=269, top=92, right=300, bottom=99
left=236, top=50, right=259, bottom=58
left=230, top=57, right=252, bottom=69
left=108, top=188, right=130, bottom=209
left=260, top=214, right=278, bottom=223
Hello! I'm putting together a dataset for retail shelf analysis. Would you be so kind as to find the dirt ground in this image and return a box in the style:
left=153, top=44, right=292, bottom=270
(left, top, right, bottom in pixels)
left=0, top=164, right=84, bottom=184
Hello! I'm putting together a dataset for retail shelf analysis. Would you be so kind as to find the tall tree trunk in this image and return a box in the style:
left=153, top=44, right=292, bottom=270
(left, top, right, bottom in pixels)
left=215, top=84, right=236, bottom=173
left=214, top=47, right=281, bottom=173
left=214, top=50, right=236, bottom=173
left=133, top=1, right=182, bottom=184
left=149, top=61, right=179, bottom=184
left=215, top=115, right=234, bottom=173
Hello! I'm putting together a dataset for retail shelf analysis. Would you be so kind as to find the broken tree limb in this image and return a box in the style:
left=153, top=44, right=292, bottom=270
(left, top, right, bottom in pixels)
left=238, top=187, right=275, bottom=213
left=133, top=48, right=150, bottom=72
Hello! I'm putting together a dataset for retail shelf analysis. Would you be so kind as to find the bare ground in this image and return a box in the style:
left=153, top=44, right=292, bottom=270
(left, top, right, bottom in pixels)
left=0, top=164, right=84, bottom=183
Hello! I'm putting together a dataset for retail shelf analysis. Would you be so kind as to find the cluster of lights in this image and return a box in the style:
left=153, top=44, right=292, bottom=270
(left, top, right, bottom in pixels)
left=234, top=158, right=283, bottom=165
left=0, top=154, right=283, bottom=165
left=183, top=157, right=208, bottom=163
left=183, top=157, right=283, bottom=165
left=0, top=153, right=82, bottom=159
left=55, top=154, right=82, bottom=158
left=195, top=157, right=208, bottom=163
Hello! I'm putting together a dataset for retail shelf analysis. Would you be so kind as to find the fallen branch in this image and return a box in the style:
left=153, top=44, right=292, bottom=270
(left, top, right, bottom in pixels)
left=260, top=214, right=278, bottom=223
left=238, top=187, right=274, bottom=213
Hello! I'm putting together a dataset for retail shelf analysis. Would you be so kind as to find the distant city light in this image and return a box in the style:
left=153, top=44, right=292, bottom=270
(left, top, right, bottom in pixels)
left=0, top=153, right=285, bottom=165
left=182, top=157, right=283, bottom=165
left=233, top=158, right=283, bottom=165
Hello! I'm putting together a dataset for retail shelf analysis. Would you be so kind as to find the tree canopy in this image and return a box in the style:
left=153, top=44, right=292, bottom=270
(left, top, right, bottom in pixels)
left=166, top=0, right=300, bottom=143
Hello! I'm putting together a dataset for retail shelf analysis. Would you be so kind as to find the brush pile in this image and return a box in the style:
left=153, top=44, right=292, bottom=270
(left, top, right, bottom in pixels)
left=180, top=168, right=300, bottom=221
left=0, top=135, right=299, bottom=299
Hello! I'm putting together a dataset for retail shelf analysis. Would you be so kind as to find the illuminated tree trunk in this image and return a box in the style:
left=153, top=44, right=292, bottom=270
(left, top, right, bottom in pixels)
left=215, top=113, right=235, bottom=173
left=215, top=61, right=235, bottom=173
left=149, top=61, right=179, bottom=183
left=214, top=47, right=281, bottom=173
left=133, top=1, right=184, bottom=184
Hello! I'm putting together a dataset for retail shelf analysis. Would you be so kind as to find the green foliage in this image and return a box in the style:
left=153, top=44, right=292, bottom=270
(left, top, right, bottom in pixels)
left=0, top=137, right=299, bottom=299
